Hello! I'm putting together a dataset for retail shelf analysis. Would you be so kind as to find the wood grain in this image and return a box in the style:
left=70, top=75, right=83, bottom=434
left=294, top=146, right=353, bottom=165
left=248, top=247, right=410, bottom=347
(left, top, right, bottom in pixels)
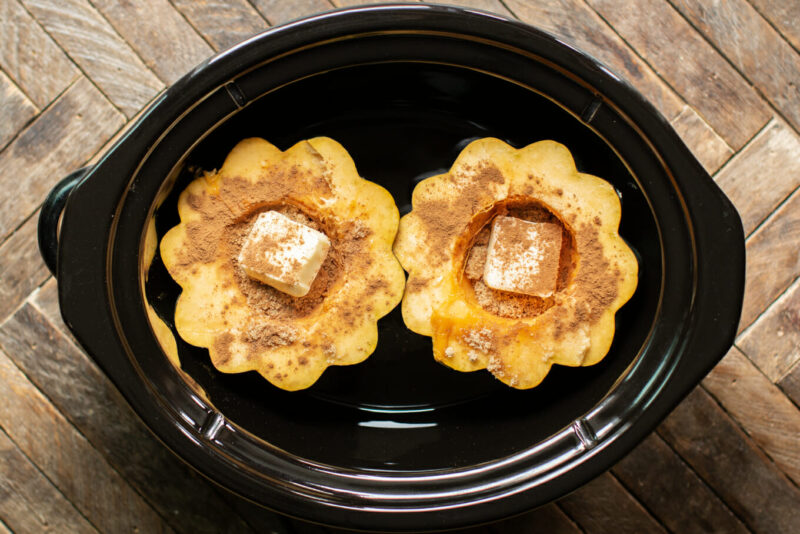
left=0, top=213, right=49, bottom=323
left=20, top=0, right=164, bottom=117
left=703, top=347, right=800, bottom=485
left=505, top=0, right=685, bottom=123
left=586, top=0, right=771, bottom=149
left=715, top=119, right=800, bottom=236
left=748, top=0, right=800, bottom=55
left=331, top=0, right=415, bottom=5
left=670, top=105, right=733, bottom=173
left=0, top=426, right=99, bottom=534
left=0, top=347, right=173, bottom=534
left=90, top=0, right=213, bottom=84
left=0, top=69, right=37, bottom=151
left=1, top=2, right=800, bottom=533
left=658, top=387, right=800, bottom=534
left=670, top=0, right=800, bottom=131
left=86, top=104, right=152, bottom=166
left=171, top=0, right=269, bottom=51
left=612, top=433, right=749, bottom=534
left=0, top=0, right=79, bottom=108
left=738, top=276, right=800, bottom=382
left=779, top=361, right=800, bottom=408
left=331, top=0, right=420, bottom=5
left=738, top=188, right=800, bottom=332
left=249, top=0, right=334, bottom=25
left=557, top=472, right=668, bottom=534
left=29, top=278, right=62, bottom=333
left=0, top=77, right=124, bottom=242
left=413, top=0, right=510, bottom=15
left=0, top=303, right=256, bottom=534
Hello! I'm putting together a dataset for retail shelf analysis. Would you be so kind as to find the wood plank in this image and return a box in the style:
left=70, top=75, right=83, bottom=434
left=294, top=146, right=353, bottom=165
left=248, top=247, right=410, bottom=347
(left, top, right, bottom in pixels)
left=612, top=432, right=749, bottom=534
left=738, top=188, right=800, bottom=332
left=489, top=504, right=583, bottom=534
left=171, top=0, right=269, bottom=52
left=0, top=520, right=11, bottom=534
left=715, top=119, right=800, bottom=236
left=331, top=0, right=420, bottom=6
left=748, top=0, right=800, bottom=55
left=0, top=76, right=124, bottom=242
left=0, top=69, right=38, bottom=151
left=0, top=347, right=173, bottom=534
left=670, top=105, right=733, bottom=174
left=0, top=0, right=79, bottom=108
left=86, top=102, right=158, bottom=167
left=20, top=0, right=164, bottom=117
left=557, top=472, right=667, bottom=534
left=585, top=0, right=771, bottom=150
left=430, top=0, right=513, bottom=16
left=738, top=276, right=800, bottom=382
left=658, top=387, right=800, bottom=534
left=29, top=278, right=62, bottom=332
left=702, top=347, right=800, bottom=486
left=0, top=427, right=99, bottom=534
left=779, top=360, right=800, bottom=408
left=249, top=0, right=333, bottom=25
left=0, top=213, right=49, bottom=323
left=505, top=0, right=685, bottom=123
left=670, top=0, right=800, bottom=131
left=0, top=303, right=256, bottom=534
left=90, top=0, right=213, bottom=84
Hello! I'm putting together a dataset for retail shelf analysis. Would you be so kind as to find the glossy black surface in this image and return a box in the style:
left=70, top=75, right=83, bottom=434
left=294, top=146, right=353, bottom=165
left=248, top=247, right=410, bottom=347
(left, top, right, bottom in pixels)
left=38, top=167, right=90, bottom=275
left=46, top=4, right=745, bottom=532
left=146, top=63, right=659, bottom=471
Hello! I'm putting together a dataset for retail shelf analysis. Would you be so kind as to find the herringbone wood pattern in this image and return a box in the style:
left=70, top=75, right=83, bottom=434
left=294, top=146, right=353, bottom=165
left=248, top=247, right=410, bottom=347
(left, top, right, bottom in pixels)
left=1, top=1, right=799, bottom=533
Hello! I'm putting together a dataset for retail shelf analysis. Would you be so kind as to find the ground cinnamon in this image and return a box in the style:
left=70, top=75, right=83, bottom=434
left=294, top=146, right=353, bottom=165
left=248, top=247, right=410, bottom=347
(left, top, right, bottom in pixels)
left=413, top=160, right=621, bottom=337
left=173, top=162, right=382, bottom=363
left=415, top=162, right=505, bottom=267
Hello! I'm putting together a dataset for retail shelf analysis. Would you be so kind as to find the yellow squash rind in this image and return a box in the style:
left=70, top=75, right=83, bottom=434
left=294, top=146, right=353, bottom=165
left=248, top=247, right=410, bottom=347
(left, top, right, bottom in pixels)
left=394, top=138, right=638, bottom=389
left=160, top=137, right=405, bottom=391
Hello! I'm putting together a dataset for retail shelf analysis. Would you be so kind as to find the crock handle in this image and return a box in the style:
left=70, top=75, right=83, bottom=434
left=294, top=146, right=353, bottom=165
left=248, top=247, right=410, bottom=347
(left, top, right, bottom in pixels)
left=38, top=166, right=93, bottom=276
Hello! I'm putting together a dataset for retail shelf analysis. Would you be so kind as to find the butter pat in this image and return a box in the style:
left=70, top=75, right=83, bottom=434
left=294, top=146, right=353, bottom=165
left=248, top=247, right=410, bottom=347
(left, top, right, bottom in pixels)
left=237, top=211, right=331, bottom=297
left=483, top=216, right=562, bottom=297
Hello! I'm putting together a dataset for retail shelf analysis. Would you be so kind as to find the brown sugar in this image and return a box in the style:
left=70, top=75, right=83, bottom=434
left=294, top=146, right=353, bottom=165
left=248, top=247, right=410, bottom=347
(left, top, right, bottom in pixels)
left=423, top=159, right=622, bottom=336
left=244, top=320, right=297, bottom=347
left=464, top=229, right=489, bottom=279
left=212, top=332, right=234, bottom=366
left=174, top=163, right=381, bottom=360
left=472, top=279, right=556, bottom=318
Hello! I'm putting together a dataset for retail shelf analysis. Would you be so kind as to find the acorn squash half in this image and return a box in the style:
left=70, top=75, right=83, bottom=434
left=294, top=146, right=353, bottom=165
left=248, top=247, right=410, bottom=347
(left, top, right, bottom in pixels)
left=160, top=137, right=405, bottom=391
left=393, top=138, right=638, bottom=389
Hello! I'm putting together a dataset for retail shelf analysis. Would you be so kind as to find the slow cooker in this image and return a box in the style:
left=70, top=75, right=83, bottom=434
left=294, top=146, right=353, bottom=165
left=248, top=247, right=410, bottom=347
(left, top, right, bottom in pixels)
left=38, top=4, right=745, bottom=531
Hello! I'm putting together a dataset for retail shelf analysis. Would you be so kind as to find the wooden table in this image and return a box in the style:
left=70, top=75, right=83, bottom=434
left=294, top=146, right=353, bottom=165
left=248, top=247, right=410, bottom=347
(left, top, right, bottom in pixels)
left=1, top=1, right=799, bottom=532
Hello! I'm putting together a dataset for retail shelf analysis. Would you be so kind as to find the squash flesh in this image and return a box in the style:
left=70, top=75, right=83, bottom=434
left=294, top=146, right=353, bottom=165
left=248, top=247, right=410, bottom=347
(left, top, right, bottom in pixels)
left=394, top=138, right=638, bottom=389
left=160, top=137, right=405, bottom=391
